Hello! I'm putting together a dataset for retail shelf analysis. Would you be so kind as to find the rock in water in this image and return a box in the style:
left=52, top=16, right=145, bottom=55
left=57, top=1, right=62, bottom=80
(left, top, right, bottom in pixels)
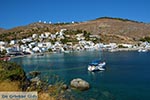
left=70, top=78, right=90, bottom=91
left=29, top=71, right=41, bottom=78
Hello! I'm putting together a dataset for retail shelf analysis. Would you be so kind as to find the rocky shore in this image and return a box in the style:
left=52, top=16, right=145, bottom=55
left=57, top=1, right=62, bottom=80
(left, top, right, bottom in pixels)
left=0, top=61, right=90, bottom=100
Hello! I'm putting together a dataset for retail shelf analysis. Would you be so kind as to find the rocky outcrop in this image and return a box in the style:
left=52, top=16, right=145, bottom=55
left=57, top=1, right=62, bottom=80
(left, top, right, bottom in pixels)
left=29, top=71, right=41, bottom=78
left=70, top=78, right=90, bottom=91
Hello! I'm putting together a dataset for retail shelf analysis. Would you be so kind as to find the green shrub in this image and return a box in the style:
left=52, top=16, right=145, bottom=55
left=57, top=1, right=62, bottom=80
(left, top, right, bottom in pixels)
left=0, top=61, right=26, bottom=81
left=139, top=36, right=150, bottom=42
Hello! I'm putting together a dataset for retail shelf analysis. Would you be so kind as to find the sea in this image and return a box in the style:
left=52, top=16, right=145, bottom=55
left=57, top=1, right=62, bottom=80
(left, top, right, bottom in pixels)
left=10, top=51, right=150, bottom=100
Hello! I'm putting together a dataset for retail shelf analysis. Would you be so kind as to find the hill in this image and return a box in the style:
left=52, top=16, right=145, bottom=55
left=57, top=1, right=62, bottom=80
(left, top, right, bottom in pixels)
left=1, top=17, right=150, bottom=43
left=60, top=17, right=150, bottom=43
left=0, top=28, right=6, bottom=33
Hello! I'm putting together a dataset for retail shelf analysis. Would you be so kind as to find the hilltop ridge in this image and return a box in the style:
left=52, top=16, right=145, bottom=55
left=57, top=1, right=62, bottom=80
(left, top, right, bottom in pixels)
left=0, top=28, right=5, bottom=33
left=0, top=17, right=150, bottom=43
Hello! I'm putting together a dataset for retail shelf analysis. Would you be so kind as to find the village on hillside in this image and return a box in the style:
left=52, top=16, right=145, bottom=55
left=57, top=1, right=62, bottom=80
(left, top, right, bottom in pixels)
left=0, top=28, right=150, bottom=59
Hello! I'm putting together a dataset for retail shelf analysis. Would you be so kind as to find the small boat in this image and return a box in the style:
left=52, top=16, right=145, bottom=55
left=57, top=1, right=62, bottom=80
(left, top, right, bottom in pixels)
left=63, top=50, right=70, bottom=53
left=0, top=56, right=11, bottom=61
left=36, top=53, right=44, bottom=56
left=138, top=49, right=148, bottom=52
left=88, top=60, right=106, bottom=72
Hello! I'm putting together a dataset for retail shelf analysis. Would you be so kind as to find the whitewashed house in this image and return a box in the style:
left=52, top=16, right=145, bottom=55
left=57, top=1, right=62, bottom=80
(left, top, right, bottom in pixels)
left=20, top=45, right=27, bottom=51
left=36, top=42, right=52, bottom=52
left=44, top=32, right=51, bottom=38
left=145, top=43, right=150, bottom=48
left=25, top=48, right=33, bottom=54
left=6, top=45, right=20, bottom=53
left=10, top=40, right=17, bottom=45
left=50, top=34, right=56, bottom=40
left=84, top=45, right=94, bottom=51
left=21, top=38, right=32, bottom=43
left=103, top=43, right=117, bottom=49
left=32, top=47, right=41, bottom=52
left=86, top=41, right=95, bottom=46
left=119, top=44, right=133, bottom=48
left=0, top=41, right=6, bottom=46
left=32, top=34, right=38, bottom=39
left=0, top=46, right=6, bottom=52
left=0, top=41, right=6, bottom=52
left=60, top=29, right=66, bottom=35
left=94, top=43, right=101, bottom=50
left=76, top=34, right=85, bottom=41
left=79, top=40, right=86, bottom=45
left=37, top=43, right=43, bottom=48
left=39, top=34, right=45, bottom=39
left=38, top=42, right=51, bottom=49
left=44, top=42, right=52, bottom=49
left=140, top=42, right=149, bottom=47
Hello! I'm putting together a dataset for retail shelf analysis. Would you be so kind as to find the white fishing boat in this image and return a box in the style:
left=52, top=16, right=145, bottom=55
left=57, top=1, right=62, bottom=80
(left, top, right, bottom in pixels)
left=138, top=49, right=148, bottom=52
left=88, top=60, right=106, bottom=72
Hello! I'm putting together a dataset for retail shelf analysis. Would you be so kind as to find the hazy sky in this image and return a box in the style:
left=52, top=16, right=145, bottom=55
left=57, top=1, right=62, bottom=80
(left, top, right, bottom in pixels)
left=0, top=0, right=150, bottom=29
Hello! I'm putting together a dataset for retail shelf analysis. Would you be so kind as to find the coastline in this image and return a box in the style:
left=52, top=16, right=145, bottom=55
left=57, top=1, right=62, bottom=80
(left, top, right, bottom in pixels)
left=9, top=47, right=150, bottom=59
left=107, top=48, right=139, bottom=52
left=10, top=52, right=53, bottom=59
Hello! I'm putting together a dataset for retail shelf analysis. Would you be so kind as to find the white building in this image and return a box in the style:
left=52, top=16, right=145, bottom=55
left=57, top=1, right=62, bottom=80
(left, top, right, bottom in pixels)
left=32, top=34, right=38, bottom=39
left=0, top=46, right=6, bottom=52
left=0, top=41, right=6, bottom=46
left=32, top=47, right=41, bottom=52
left=103, top=43, right=117, bottom=49
left=119, top=44, right=133, bottom=48
left=21, top=38, right=32, bottom=43
left=10, top=40, right=16, bottom=45
left=44, top=32, right=51, bottom=38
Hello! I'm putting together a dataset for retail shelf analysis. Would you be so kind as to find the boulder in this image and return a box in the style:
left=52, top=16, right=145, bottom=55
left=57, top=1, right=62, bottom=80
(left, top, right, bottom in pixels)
left=30, top=77, right=41, bottom=85
left=29, top=71, right=41, bottom=78
left=61, top=84, right=68, bottom=90
left=70, top=78, right=90, bottom=91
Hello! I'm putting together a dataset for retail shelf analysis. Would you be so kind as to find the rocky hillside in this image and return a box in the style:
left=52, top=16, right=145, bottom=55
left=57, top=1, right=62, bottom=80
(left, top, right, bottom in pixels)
left=1, top=17, right=150, bottom=43
left=60, top=17, right=150, bottom=43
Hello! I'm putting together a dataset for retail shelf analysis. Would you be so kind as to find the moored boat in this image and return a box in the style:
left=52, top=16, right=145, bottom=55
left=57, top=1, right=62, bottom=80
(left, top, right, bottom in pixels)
left=138, top=49, right=148, bottom=52
left=0, top=56, right=11, bottom=61
left=88, top=60, right=106, bottom=72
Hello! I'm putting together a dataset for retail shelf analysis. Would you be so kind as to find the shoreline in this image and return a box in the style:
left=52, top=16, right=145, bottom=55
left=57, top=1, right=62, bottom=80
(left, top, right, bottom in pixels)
left=107, top=47, right=150, bottom=52
left=10, top=52, right=54, bottom=59
left=10, top=47, right=150, bottom=59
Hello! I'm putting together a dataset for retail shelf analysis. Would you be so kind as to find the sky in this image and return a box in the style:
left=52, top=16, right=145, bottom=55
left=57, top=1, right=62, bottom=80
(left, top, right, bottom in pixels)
left=0, top=0, right=150, bottom=29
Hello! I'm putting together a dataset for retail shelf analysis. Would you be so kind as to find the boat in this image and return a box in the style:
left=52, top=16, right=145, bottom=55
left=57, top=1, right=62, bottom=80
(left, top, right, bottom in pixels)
left=88, top=60, right=106, bottom=72
left=0, top=56, right=11, bottom=61
left=63, top=50, right=70, bottom=53
left=36, top=53, right=44, bottom=56
left=138, top=49, right=148, bottom=52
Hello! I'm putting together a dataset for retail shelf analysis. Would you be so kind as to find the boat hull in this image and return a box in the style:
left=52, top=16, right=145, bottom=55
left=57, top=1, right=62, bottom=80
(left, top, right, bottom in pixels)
left=88, top=62, right=106, bottom=72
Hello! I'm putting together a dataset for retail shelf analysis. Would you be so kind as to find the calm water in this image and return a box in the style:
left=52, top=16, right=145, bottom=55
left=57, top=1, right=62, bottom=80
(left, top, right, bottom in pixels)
left=11, top=51, right=150, bottom=100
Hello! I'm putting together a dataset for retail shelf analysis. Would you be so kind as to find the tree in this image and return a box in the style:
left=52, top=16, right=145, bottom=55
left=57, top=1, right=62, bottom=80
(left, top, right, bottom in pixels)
left=0, top=50, right=7, bottom=56
left=139, top=36, right=150, bottom=42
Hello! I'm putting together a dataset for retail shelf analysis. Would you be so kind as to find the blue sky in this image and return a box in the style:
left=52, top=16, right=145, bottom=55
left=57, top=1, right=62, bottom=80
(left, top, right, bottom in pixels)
left=0, top=0, right=150, bottom=29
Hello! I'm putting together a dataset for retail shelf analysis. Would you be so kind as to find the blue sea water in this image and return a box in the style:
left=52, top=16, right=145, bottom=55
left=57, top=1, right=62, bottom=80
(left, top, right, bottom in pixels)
left=11, top=51, right=150, bottom=100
